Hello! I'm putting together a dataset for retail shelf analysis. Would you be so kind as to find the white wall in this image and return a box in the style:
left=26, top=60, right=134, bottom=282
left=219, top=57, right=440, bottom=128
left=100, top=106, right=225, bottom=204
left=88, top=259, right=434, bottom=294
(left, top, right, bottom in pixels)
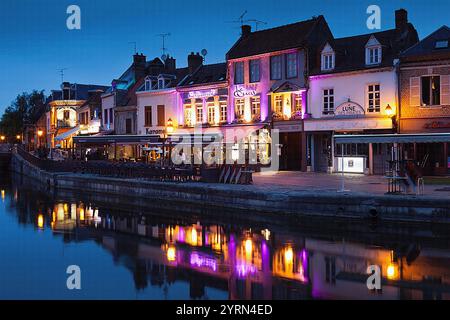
left=101, top=94, right=115, bottom=131
left=308, top=69, right=398, bottom=119
left=136, top=90, right=177, bottom=135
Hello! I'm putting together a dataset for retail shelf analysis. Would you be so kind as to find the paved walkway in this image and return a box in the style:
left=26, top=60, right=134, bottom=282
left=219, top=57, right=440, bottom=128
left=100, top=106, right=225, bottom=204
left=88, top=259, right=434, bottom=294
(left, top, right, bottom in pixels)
left=253, top=171, right=450, bottom=198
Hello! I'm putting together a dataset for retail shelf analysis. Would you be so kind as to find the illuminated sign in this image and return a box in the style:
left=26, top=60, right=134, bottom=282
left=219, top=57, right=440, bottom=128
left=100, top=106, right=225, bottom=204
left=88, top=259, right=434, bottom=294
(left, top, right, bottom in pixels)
left=336, top=156, right=365, bottom=173
left=233, top=86, right=257, bottom=98
left=335, top=101, right=365, bottom=116
left=188, top=89, right=218, bottom=99
left=190, top=253, right=217, bottom=272
left=424, top=121, right=450, bottom=129
left=146, top=128, right=166, bottom=135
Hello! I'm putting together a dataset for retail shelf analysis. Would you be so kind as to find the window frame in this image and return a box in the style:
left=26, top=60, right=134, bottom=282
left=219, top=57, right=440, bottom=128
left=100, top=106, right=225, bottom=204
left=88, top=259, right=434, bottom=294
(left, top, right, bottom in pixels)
left=366, top=46, right=382, bottom=65
left=421, top=75, right=441, bottom=107
left=322, top=53, right=334, bottom=71
left=270, top=55, right=282, bottom=80
left=367, top=83, right=381, bottom=113
left=251, top=96, right=261, bottom=116
left=196, top=101, right=203, bottom=124
left=144, top=106, right=152, bottom=127
left=234, top=61, right=244, bottom=85
left=286, top=52, right=298, bottom=79
left=235, top=98, right=245, bottom=118
left=249, top=59, right=261, bottom=83
left=322, top=89, right=334, bottom=114
left=219, top=100, right=227, bottom=123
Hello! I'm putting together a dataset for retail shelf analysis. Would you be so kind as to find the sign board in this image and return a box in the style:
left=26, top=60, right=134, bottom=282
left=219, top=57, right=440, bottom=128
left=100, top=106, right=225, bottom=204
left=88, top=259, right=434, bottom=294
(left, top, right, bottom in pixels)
left=335, top=101, right=365, bottom=116
left=146, top=128, right=166, bottom=135
left=233, top=86, right=258, bottom=98
left=188, top=89, right=218, bottom=99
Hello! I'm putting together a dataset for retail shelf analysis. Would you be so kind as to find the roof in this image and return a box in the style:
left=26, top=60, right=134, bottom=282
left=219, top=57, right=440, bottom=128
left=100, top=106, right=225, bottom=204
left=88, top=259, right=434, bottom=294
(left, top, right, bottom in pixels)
left=311, top=25, right=419, bottom=75
left=48, top=83, right=109, bottom=103
left=136, top=67, right=191, bottom=92
left=401, top=25, right=450, bottom=62
left=178, top=63, right=227, bottom=87
left=226, top=16, right=325, bottom=59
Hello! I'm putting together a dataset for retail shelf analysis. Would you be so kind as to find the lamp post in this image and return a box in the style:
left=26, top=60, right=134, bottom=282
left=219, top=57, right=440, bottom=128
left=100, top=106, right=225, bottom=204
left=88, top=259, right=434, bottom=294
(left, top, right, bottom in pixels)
left=0, top=135, right=5, bottom=143
left=37, top=129, right=44, bottom=148
left=166, top=118, right=174, bottom=165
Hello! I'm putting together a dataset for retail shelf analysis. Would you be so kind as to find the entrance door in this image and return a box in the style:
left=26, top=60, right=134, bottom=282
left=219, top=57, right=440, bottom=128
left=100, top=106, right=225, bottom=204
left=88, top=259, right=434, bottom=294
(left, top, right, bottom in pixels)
left=313, top=134, right=332, bottom=172
left=280, top=132, right=302, bottom=171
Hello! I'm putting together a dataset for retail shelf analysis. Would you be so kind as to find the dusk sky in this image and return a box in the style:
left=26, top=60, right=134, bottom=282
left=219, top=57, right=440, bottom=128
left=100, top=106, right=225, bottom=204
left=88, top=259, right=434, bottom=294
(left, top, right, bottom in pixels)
left=0, top=0, right=448, bottom=113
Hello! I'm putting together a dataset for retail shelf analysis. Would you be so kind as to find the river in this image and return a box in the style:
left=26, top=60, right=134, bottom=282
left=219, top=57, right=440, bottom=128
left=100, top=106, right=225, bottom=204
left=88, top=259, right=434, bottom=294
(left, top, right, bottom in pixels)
left=0, top=172, right=449, bottom=300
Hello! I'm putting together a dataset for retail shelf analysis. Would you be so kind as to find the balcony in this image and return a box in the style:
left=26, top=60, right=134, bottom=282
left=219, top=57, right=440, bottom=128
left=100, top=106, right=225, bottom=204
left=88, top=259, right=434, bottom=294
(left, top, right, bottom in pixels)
left=57, top=119, right=77, bottom=129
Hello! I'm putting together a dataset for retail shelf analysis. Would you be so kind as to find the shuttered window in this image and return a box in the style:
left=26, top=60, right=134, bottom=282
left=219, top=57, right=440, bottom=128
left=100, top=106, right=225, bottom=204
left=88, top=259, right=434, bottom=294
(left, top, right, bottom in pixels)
left=441, top=75, right=450, bottom=106
left=157, top=105, right=165, bottom=126
left=410, top=77, right=420, bottom=107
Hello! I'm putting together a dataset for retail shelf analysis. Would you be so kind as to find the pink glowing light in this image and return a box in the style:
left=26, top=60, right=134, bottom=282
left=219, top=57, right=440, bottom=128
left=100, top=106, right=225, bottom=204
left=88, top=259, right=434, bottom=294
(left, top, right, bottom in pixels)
left=190, top=252, right=217, bottom=272
left=236, top=262, right=257, bottom=277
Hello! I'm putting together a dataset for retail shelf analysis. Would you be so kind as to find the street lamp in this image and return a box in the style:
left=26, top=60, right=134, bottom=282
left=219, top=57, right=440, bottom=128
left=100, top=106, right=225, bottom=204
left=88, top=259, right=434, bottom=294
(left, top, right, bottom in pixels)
left=37, top=130, right=44, bottom=148
left=166, top=118, right=174, bottom=134
left=385, top=104, right=393, bottom=117
left=0, top=135, right=5, bottom=142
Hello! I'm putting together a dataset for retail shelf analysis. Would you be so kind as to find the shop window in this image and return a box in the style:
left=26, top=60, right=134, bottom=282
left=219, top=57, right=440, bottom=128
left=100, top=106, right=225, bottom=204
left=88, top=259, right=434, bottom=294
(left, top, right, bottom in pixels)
left=367, top=84, right=381, bottom=112
left=234, top=61, right=244, bottom=84
left=274, top=95, right=283, bottom=114
left=286, top=52, right=298, bottom=78
left=249, top=59, right=260, bottom=83
left=196, top=102, right=203, bottom=124
left=270, top=55, right=282, bottom=80
left=220, top=100, right=227, bottom=123
left=421, top=76, right=440, bottom=106
left=251, top=96, right=260, bottom=117
left=325, top=257, right=336, bottom=284
left=207, top=103, right=216, bottom=124
left=235, top=98, right=245, bottom=119
left=323, top=89, right=334, bottom=114
left=144, top=106, right=152, bottom=127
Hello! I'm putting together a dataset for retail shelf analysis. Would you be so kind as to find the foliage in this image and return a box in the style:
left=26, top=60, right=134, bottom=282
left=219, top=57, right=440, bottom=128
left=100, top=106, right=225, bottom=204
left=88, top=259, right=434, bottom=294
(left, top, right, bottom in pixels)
left=0, top=90, right=46, bottom=137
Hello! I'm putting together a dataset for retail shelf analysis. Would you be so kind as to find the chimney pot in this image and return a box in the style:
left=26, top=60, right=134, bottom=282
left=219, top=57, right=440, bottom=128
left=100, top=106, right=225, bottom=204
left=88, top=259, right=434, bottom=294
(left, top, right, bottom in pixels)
left=395, top=9, right=408, bottom=30
left=241, top=24, right=251, bottom=37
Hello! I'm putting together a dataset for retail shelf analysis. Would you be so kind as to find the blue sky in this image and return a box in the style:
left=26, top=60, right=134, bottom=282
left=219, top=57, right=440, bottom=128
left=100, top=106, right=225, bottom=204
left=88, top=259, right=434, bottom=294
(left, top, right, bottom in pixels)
left=0, top=0, right=448, bottom=113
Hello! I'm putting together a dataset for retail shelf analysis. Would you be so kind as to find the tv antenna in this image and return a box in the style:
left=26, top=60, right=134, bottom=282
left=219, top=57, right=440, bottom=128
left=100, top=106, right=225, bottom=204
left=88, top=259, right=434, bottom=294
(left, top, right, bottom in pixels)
left=157, top=33, right=171, bottom=57
left=58, top=68, right=68, bottom=83
left=246, top=19, right=267, bottom=31
left=225, top=10, right=248, bottom=27
left=128, top=41, right=137, bottom=54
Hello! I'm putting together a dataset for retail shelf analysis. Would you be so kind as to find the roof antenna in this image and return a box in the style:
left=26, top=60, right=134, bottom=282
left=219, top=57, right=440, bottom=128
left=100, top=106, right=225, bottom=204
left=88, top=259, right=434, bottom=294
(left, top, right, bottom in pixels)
left=246, top=19, right=267, bottom=31
left=157, top=33, right=171, bottom=58
left=128, top=42, right=137, bottom=54
left=58, top=68, right=68, bottom=83
left=201, top=49, right=208, bottom=64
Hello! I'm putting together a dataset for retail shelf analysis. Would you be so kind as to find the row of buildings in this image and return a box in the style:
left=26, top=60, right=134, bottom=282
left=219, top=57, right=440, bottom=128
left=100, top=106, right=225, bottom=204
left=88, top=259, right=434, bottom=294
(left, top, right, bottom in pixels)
left=25, top=9, right=450, bottom=176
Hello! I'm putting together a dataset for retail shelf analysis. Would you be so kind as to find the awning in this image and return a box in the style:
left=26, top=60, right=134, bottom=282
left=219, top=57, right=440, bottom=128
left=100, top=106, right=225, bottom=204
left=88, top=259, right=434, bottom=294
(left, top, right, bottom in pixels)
left=73, top=134, right=160, bottom=145
left=334, top=133, right=450, bottom=144
left=168, top=124, right=267, bottom=144
left=55, top=126, right=80, bottom=142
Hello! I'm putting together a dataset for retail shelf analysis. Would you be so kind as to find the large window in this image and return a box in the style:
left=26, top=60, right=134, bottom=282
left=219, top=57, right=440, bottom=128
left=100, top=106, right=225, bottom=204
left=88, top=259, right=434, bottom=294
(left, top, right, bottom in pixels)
left=323, top=89, right=334, bottom=114
left=249, top=59, right=260, bottom=83
left=220, top=100, right=227, bottom=123
left=234, top=61, right=244, bottom=84
left=144, top=106, right=152, bottom=127
left=184, top=103, right=193, bottom=127
left=109, top=109, right=114, bottom=125
left=235, top=98, right=245, bottom=118
left=293, top=93, right=302, bottom=112
left=421, top=76, right=440, bottom=106
left=274, top=95, right=283, bottom=114
left=367, top=84, right=380, bottom=112
left=270, top=55, right=282, bottom=80
left=286, top=53, right=298, bottom=78
left=251, top=96, right=260, bottom=116
left=207, top=103, right=216, bottom=124
left=196, top=101, right=203, bottom=124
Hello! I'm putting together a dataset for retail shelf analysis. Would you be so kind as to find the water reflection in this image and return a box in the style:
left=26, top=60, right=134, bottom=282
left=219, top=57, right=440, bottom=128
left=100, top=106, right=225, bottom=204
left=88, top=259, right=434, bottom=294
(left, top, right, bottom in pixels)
left=1, top=177, right=449, bottom=300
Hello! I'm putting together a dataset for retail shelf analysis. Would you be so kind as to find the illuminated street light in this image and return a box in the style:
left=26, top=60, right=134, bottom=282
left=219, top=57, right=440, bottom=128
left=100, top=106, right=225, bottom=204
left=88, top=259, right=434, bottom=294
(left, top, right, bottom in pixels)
left=166, top=118, right=174, bottom=134
left=37, top=130, right=44, bottom=137
left=385, top=104, right=394, bottom=117
left=0, top=135, right=5, bottom=142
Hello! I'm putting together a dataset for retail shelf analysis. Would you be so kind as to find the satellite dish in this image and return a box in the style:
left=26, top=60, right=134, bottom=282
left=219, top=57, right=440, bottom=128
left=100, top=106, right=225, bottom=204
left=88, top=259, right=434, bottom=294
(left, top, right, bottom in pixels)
left=161, top=54, right=168, bottom=61
left=201, top=49, right=208, bottom=57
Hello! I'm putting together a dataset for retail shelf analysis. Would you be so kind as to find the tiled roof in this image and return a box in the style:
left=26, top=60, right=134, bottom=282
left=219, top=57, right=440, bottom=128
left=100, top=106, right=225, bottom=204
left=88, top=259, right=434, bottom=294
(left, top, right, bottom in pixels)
left=401, top=25, right=450, bottom=62
left=311, top=25, right=418, bottom=75
left=178, top=63, right=227, bottom=87
left=226, top=16, right=324, bottom=59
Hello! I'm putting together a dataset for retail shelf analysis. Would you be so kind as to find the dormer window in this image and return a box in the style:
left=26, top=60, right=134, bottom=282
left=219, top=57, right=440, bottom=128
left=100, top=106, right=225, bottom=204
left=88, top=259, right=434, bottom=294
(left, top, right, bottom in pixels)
left=435, top=40, right=449, bottom=49
left=365, top=36, right=382, bottom=65
left=321, top=43, right=335, bottom=71
left=145, top=79, right=152, bottom=91
left=158, top=79, right=165, bottom=89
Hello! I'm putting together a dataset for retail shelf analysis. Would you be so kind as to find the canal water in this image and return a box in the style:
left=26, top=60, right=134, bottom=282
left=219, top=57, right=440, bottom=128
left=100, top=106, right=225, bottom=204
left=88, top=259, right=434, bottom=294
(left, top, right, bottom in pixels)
left=0, top=172, right=449, bottom=300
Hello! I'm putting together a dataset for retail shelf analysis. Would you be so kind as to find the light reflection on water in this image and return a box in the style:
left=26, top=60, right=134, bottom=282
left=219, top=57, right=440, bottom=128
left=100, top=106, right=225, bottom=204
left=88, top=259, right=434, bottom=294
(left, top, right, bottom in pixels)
left=0, top=176, right=449, bottom=300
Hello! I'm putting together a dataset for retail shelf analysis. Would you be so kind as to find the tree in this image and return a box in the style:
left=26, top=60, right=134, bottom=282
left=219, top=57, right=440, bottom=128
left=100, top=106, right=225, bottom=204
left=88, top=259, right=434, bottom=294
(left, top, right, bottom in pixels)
left=0, top=90, right=46, bottom=139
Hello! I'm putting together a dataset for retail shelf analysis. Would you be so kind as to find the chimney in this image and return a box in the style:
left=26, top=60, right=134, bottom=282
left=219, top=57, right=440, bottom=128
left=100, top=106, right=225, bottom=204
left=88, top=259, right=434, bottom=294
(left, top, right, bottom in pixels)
left=165, top=56, right=176, bottom=73
left=133, top=53, right=147, bottom=81
left=188, top=52, right=203, bottom=73
left=241, top=24, right=251, bottom=37
left=395, top=9, right=408, bottom=30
